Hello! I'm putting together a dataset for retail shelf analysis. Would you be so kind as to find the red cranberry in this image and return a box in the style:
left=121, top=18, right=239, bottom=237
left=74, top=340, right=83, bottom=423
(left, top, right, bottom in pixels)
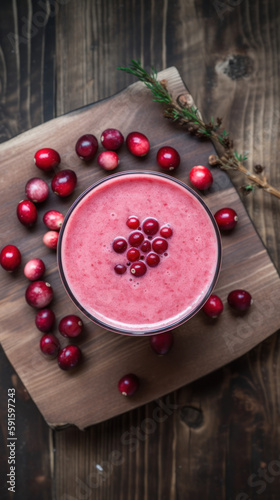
left=43, top=231, right=59, bottom=250
left=43, top=210, right=64, bottom=230
left=113, top=237, right=127, bottom=253
left=152, top=237, right=168, bottom=254
left=214, top=208, right=238, bottom=231
left=156, top=146, right=180, bottom=171
left=150, top=332, right=174, bottom=355
left=101, top=128, right=124, bottom=150
left=25, top=177, right=49, bottom=203
left=75, top=134, right=98, bottom=161
left=160, top=225, right=173, bottom=238
left=35, top=308, right=55, bottom=332
left=118, top=373, right=139, bottom=396
left=127, top=247, right=141, bottom=262
left=202, top=294, right=224, bottom=318
left=40, top=334, right=60, bottom=357
left=140, top=239, right=151, bottom=253
left=142, top=217, right=159, bottom=236
left=146, top=252, right=160, bottom=267
left=0, top=245, right=21, bottom=271
left=97, top=150, right=119, bottom=171
left=59, top=315, right=83, bottom=338
left=126, top=132, right=150, bottom=157
left=189, top=165, right=213, bottom=190
left=17, top=200, right=37, bottom=226
left=128, top=231, right=144, bottom=247
left=130, top=261, right=147, bottom=277
left=34, top=148, right=60, bottom=171
left=227, top=290, right=252, bottom=311
left=25, top=281, right=53, bottom=308
left=58, top=345, right=82, bottom=370
left=24, top=258, right=45, bottom=281
left=114, top=264, right=127, bottom=275
left=51, top=169, right=77, bottom=197
left=126, top=216, right=140, bottom=230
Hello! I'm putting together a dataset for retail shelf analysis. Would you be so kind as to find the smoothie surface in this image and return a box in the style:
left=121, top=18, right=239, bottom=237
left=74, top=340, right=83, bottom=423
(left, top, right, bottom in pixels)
left=60, top=172, right=220, bottom=333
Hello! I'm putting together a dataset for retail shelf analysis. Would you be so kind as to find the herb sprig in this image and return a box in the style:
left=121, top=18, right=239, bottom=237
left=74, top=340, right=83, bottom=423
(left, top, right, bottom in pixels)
left=118, top=60, right=280, bottom=199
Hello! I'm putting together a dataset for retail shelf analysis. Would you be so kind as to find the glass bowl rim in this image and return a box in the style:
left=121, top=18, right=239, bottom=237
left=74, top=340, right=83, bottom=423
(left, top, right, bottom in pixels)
left=57, top=170, right=222, bottom=336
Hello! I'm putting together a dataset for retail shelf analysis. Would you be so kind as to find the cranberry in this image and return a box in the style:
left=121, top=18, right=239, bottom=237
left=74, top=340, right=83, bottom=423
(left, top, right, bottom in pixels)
left=160, top=225, right=173, bottom=238
left=114, top=264, right=127, bottom=275
left=59, top=315, right=83, bottom=338
left=25, top=177, right=49, bottom=203
left=0, top=245, right=21, bottom=271
left=146, top=252, right=160, bottom=267
left=214, top=208, right=238, bottom=231
left=189, top=165, right=213, bottom=190
left=113, top=237, right=127, bottom=253
left=43, top=231, right=59, bottom=249
left=142, top=217, right=159, bottom=236
left=152, top=237, right=168, bottom=254
left=118, top=373, right=139, bottom=396
left=51, top=169, right=77, bottom=197
left=43, top=210, right=64, bottom=231
left=101, top=128, right=124, bottom=150
left=126, top=216, right=140, bottom=230
left=58, top=345, right=82, bottom=370
left=40, top=334, right=60, bottom=357
left=156, top=146, right=180, bottom=171
left=128, top=231, right=144, bottom=247
left=202, top=294, right=224, bottom=318
left=126, top=132, right=150, bottom=157
left=75, top=134, right=98, bottom=161
left=227, top=290, right=252, bottom=312
left=25, top=281, right=53, bottom=308
left=17, top=200, right=37, bottom=226
left=127, top=247, right=141, bottom=262
left=24, top=258, right=45, bottom=281
left=150, top=332, right=174, bottom=355
left=130, top=261, right=147, bottom=277
left=34, top=148, right=60, bottom=171
left=140, top=239, right=151, bottom=253
left=97, top=150, right=119, bottom=171
left=35, top=308, right=55, bottom=332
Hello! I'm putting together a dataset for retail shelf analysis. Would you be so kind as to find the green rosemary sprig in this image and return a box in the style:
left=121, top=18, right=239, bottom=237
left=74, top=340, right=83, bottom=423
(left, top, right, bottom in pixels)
left=118, top=60, right=280, bottom=200
left=234, top=151, right=248, bottom=162
left=118, top=60, right=172, bottom=105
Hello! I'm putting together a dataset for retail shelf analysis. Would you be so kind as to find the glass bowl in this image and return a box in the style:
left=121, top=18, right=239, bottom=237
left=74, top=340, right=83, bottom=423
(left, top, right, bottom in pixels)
left=57, top=171, right=221, bottom=335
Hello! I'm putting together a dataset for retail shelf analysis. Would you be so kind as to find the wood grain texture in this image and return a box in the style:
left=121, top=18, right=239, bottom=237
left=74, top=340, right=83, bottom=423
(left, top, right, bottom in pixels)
left=0, top=345, right=53, bottom=500
left=1, top=0, right=280, bottom=499
left=3, top=67, right=280, bottom=431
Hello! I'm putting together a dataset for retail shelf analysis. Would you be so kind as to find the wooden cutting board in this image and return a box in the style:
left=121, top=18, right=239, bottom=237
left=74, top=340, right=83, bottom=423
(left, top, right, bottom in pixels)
left=1, top=67, right=280, bottom=430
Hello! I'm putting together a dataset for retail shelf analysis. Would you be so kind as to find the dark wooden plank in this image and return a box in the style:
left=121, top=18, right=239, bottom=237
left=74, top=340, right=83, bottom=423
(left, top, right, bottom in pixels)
left=0, top=345, right=53, bottom=500
left=0, top=1, right=56, bottom=499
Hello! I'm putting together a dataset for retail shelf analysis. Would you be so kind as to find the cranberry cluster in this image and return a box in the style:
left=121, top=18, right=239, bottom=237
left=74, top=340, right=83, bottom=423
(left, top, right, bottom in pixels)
left=113, top=216, right=173, bottom=278
left=24, top=268, right=83, bottom=371
left=76, top=129, right=182, bottom=172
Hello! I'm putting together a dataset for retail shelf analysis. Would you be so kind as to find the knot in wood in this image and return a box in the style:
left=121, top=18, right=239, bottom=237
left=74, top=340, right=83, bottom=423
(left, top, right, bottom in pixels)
left=180, top=406, right=203, bottom=428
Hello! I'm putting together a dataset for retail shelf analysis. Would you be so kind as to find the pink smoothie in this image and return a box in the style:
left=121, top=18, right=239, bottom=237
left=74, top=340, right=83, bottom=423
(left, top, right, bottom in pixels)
left=59, top=172, right=221, bottom=334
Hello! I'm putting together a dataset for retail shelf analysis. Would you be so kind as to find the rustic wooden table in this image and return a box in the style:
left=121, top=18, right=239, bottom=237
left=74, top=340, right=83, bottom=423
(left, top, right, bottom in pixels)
left=1, top=1, right=280, bottom=499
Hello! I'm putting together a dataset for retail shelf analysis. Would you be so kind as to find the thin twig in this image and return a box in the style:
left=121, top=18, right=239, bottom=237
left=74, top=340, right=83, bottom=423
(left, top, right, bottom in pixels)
left=118, top=60, right=280, bottom=200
